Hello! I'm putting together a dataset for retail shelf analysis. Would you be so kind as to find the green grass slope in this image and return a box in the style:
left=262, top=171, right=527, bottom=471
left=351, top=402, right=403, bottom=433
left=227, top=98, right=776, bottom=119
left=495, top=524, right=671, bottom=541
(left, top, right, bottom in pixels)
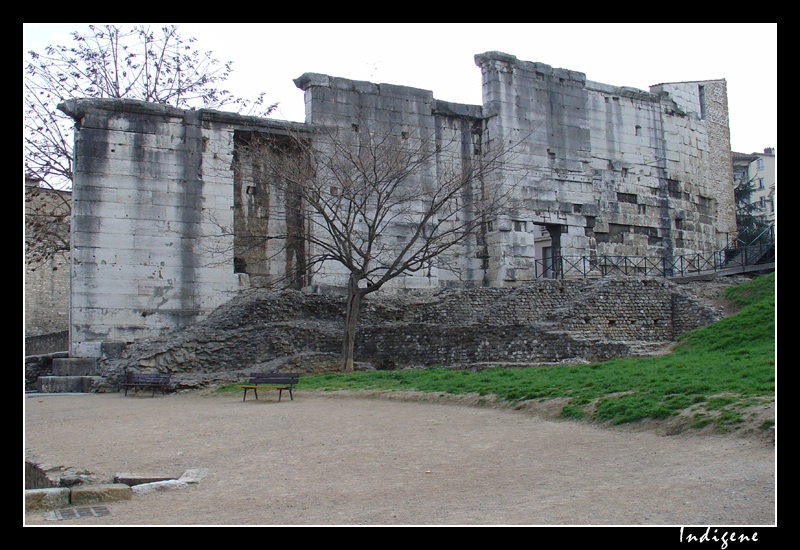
left=225, top=273, right=776, bottom=434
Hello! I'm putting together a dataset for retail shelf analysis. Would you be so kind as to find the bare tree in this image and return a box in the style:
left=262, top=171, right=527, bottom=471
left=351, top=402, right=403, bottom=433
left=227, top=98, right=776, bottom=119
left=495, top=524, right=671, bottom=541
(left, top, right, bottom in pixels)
left=24, top=24, right=276, bottom=190
left=239, top=119, right=528, bottom=371
left=25, top=176, right=71, bottom=272
left=25, top=24, right=277, bottom=271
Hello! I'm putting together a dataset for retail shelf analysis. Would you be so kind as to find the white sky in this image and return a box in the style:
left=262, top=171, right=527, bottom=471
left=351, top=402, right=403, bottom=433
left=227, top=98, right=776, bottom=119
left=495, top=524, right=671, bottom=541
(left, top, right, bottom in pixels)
left=24, top=23, right=776, bottom=157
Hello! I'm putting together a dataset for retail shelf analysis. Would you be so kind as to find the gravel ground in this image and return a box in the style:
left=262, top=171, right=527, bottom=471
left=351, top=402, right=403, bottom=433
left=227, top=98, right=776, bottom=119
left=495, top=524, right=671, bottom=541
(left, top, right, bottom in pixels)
left=24, top=389, right=775, bottom=526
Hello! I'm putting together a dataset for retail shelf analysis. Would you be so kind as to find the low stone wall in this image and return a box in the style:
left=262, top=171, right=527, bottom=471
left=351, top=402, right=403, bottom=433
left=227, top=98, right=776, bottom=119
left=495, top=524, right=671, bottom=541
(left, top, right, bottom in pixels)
left=101, top=277, right=725, bottom=379
left=362, top=278, right=716, bottom=341
left=356, top=322, right=648, bottom=369
left=355, top=278, right=718, bottom=365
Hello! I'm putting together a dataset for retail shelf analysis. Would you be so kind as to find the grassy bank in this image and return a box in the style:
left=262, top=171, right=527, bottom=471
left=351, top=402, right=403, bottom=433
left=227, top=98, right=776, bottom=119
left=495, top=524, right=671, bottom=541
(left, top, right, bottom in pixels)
left=224, top=273, right=776, bottom=433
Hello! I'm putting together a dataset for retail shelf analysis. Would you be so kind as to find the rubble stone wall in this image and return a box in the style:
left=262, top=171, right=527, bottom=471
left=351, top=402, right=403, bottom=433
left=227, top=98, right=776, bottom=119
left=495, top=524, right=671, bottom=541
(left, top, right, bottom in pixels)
left=104, top=277, right=722, bottom=379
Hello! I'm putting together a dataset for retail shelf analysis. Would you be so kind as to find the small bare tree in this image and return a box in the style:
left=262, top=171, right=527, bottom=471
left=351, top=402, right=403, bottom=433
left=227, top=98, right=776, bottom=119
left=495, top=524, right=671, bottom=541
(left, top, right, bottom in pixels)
left=240, top=119, right=528, bottom=371
left=24, top=24, right=276, bottom=190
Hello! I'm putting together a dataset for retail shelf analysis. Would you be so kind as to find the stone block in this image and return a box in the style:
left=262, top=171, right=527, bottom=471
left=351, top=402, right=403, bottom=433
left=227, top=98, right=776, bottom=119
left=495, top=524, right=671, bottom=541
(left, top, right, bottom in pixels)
left=72, top=341, right=103, bottom=358
left=131, top=480, right=188, bottom=495
left=69, top=483, right=133, bottom=505
left=178, top=468, right=209, bottom=484
left=53, top=357, right=98, bottom=376
left=37, top=376, right=103, bottom=393
left=25, top=487, right=71, bottom=510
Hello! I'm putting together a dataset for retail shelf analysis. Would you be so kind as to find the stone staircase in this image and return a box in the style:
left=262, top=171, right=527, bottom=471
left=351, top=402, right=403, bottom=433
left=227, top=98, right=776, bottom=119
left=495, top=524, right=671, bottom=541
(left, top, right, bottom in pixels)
left=35, top=357, right=104, bottom=393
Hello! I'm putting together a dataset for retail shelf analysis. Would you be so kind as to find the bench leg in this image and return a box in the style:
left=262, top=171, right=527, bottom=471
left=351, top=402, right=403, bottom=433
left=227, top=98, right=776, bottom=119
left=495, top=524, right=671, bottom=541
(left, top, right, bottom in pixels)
left=276, top=388, right=294, bottom=402
left=242, top=388, right=260, bottom=402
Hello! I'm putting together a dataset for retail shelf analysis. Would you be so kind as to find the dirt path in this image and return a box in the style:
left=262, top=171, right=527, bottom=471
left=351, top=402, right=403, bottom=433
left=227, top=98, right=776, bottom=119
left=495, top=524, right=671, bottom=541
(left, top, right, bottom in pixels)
left=24, top=390, right=775, bottom=526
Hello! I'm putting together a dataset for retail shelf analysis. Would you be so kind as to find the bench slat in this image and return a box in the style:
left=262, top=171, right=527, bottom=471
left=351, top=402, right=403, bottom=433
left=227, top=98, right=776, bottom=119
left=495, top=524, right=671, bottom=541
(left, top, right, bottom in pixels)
left=236, top=373, right=299, bottom=402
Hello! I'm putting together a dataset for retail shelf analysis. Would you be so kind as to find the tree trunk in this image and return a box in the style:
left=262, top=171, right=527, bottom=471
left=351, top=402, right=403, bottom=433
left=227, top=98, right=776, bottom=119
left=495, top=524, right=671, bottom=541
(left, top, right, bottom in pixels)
left=341, top=272, right=364, bottom=372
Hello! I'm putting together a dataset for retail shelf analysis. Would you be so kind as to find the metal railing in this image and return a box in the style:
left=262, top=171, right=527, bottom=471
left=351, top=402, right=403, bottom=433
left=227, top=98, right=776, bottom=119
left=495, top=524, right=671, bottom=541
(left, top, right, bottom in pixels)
left=533, top=232, right=775, bottom=280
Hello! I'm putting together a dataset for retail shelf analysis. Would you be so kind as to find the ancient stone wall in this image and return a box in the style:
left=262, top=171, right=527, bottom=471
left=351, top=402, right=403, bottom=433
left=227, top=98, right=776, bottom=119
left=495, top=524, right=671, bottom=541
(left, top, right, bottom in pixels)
left=60, top=52, right=735, bottom=357
left=25, top=184, right=71, bottom=336
left=58, top=99, right=308, bottom=356
left=354, top=278, right=716, bottom=368
left=475, top=53, right=735, bottom=282
left=105, top=277, right=721, bottom=378
left=25, top=254, right=70, bottom=335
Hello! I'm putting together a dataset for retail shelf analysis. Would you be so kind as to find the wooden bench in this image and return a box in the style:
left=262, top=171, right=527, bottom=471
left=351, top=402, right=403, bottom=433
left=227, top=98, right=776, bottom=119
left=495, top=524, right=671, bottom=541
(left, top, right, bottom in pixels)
left=121, top=372, right=172, bottom=397
left=235, top=373, right=299, bottom=402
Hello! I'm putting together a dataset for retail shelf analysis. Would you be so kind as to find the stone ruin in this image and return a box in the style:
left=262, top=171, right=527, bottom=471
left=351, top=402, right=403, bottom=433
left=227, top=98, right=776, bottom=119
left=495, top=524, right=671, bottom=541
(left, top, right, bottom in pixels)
left=99, top=276, right=727, bottom=387
left=58, top=51, right=737, bottom=364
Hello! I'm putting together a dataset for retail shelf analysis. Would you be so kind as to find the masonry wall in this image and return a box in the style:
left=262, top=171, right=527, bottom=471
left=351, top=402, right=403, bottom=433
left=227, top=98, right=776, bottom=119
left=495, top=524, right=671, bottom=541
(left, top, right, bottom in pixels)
left=25, top=185, right=71, bottom=337
left=357, top=278, right=718, bottom=367
left=475, top=52, right=736, bottom=282
left=231, top=130, right=312, bottom=290
left=60, top=52, right=735, bottom=355
left=294, top=73, right=489, bottom=289
left=109, top=277, right=720, bottom=375
left=25, top=255, right=70, bottom=336
left=60, top=99, right=242, bottom=356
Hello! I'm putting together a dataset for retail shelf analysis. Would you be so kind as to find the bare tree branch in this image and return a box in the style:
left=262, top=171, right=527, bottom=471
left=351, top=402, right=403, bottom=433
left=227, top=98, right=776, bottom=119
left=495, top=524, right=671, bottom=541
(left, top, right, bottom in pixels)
left=24, top=24, right=279, bottom=270
left=234, top=116, right=532, bottom=370
left=24, top=24, right=277, bottom=190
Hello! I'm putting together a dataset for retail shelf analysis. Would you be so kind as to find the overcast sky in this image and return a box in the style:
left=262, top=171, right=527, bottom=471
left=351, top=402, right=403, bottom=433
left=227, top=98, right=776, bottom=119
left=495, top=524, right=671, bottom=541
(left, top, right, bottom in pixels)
left=24, top=23, right=776, bottom=159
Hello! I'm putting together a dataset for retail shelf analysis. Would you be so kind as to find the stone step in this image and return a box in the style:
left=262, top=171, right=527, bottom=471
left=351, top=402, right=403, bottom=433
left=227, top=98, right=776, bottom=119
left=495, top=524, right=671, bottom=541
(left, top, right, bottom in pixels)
left=37, top=376, right=103, bottom=393
left=25, top=484, right=132, bottom=511
left=53, top=357, right=98, bottom=376
left=34, top=357, right=101, bottom=393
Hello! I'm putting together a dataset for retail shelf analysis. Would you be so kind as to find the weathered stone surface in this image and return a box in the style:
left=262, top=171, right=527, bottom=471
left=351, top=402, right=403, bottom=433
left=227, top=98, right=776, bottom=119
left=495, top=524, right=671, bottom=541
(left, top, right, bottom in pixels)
left=36, top=376, right=104, bottom=393
left=101, top=277, right=731, bottom=384
left=52, top=357, right=98, bottom=376
left=69, top=483, right=132, bottom=505
left=131, top=480, right=188, bottom=495
left=61, top=52, right=736, bottom=360
left=59, top=472, right=93, bottom=487
left=178, top=468, right=209, bottom=484
left=113, top=468, right=208, bottom=493
left=25, top=488, right=70, bottom=511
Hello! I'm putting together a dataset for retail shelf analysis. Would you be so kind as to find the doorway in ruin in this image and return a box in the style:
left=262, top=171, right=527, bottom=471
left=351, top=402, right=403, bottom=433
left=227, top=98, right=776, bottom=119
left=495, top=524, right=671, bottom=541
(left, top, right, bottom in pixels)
left=231, top=130, right=310, bottom=290
left=532, top=223, right=563, bottom=278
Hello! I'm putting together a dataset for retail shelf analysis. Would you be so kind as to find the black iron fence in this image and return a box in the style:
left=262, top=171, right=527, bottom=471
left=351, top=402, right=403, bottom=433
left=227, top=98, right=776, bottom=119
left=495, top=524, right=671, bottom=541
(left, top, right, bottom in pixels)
left=533, top=233, right=775, bottom=280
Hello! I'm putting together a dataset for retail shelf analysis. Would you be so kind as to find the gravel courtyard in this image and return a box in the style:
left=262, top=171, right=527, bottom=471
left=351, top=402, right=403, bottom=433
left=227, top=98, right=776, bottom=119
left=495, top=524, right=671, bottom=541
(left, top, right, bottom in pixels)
left=24, top=389, right=775, bottom=526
